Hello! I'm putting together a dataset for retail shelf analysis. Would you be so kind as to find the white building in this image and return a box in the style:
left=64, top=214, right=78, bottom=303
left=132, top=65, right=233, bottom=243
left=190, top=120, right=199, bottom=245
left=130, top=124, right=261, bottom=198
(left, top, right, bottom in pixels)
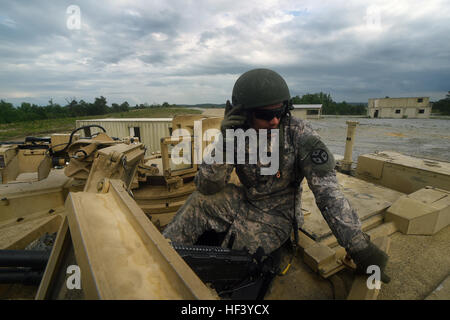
left=368, top=97, right=431, bottom=119
left=75, top=118, right=172, bottom=154
left=291, top=104, right=322, bottom=119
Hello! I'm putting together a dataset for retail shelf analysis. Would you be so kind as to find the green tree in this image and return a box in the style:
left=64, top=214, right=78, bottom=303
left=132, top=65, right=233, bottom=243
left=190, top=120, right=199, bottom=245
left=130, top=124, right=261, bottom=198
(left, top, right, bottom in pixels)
left=66, top=99, right=84, bottom=117
left=119, top=101, right=129, bottom=112
left=292, top=92, right=367, bottom=115
left=111, top=103, right=120, bottom=113
left=17, top=102, right=40, bottom=121
left=44, top=99, right=66, bottom=119
left=79, top=100, right=91, bottom=115
left=0, top=100, right=17, bottom=123
left=433, top=91, right=450, bottom=115
left=90, top=96, right=109, bottom=115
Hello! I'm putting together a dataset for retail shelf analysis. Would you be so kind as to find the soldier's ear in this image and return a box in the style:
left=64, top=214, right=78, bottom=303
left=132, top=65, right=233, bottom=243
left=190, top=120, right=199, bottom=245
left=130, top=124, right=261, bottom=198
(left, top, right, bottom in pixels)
left=287, top=100, right=294, bottom=111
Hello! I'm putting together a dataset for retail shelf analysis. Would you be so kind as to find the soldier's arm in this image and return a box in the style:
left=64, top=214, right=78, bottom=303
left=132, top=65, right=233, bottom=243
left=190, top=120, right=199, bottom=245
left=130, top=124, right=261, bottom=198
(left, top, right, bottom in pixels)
left=194, top=161, right=234, bottom=195
left=195, top=100, right=245, bottom=195
left=299, top=134, right=370, bottom=253
left=297, top=131, right=390, bottom=282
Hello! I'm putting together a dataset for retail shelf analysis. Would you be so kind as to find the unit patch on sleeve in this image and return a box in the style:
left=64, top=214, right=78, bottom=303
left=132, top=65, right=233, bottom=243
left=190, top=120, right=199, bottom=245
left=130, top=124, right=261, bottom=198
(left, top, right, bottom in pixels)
left=310, top=149, right=329, bottom=165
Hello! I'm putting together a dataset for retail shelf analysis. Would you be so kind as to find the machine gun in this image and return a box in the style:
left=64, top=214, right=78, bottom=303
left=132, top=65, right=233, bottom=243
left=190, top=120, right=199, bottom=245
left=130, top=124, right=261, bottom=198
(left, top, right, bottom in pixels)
left=172, top=243, right=280, bottom=299
left=0, top=249, right=51, bottom=285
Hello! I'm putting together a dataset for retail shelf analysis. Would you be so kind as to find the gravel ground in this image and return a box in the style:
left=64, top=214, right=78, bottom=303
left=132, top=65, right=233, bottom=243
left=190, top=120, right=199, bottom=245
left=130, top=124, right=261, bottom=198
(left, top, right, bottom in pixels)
left=201, top=110, right=450, bottom=163
left=379, top=225, right=450, bottom=300
left=307, top=116, right=450, bottom=163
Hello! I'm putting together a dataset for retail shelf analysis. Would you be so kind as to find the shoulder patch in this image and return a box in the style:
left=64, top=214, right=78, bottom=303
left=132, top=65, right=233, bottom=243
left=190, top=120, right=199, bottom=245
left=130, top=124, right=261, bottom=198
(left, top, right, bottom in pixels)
left=298, top=134, right=322, bottom=161
left=300, top=138, right=336, bottom=177
left=310, top=149, right=329, bottom=164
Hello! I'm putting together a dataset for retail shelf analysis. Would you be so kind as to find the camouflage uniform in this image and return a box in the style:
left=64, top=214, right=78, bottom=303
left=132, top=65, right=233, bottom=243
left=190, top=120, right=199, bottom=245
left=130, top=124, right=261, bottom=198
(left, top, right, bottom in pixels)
left=163, top=115, right=369, bottom=255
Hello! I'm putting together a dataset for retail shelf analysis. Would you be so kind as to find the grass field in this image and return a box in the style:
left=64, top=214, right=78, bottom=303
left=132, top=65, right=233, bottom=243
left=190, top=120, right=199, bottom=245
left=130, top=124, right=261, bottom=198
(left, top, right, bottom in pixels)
left=0, top=108, right=202, bottom=142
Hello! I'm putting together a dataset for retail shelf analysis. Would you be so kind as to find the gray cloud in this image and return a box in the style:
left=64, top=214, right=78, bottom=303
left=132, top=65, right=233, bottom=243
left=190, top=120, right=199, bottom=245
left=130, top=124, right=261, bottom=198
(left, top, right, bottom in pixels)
left=0, top=0, right=449, bottom=106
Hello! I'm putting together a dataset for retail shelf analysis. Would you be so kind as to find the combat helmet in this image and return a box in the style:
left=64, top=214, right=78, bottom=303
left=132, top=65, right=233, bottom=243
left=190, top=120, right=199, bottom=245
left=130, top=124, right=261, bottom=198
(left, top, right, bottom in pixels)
left=232, top=68, right=291, bottom=109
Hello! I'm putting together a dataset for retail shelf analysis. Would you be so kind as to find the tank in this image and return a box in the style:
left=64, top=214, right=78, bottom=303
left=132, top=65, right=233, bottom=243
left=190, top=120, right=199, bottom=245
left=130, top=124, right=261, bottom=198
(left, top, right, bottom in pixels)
left=0, top=115, right=448, bottom=300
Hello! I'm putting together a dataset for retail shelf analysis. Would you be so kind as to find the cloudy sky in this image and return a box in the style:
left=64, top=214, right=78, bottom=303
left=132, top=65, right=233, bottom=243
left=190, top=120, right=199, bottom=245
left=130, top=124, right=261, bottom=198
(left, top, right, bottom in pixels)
left=0, top=0, right=449, bottom=106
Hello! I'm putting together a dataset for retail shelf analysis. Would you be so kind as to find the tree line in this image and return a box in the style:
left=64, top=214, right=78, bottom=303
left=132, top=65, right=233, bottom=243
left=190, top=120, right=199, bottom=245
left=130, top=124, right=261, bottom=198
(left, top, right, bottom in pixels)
left=291, top=91, right=450, bottom=116
left=0, top=96, right=181, bottom=124
left=431, top=91, right=450, bottom=115
left=0, top=97, right=133, bottom=124
left=2, top=91, right=448, bottom=124
left=291, top=92, right=367, bottom=115
left=133, top=101, right=177, bottom=109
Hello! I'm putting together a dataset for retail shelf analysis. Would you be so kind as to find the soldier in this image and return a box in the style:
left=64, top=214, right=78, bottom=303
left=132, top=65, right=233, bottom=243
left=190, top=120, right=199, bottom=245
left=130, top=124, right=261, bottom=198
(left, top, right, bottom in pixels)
left=163, top=68, right=390, bottom=283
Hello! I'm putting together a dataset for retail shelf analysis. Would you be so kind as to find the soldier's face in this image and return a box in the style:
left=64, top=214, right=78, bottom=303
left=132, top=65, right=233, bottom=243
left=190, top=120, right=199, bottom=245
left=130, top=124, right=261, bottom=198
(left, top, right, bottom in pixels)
left=251, top=103, right=283, bottom=130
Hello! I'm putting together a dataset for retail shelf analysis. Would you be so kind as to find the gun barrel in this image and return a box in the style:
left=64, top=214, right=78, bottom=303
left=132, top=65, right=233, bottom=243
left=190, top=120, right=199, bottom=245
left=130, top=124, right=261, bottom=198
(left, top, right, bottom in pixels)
left=0, top=250, right=50, bottom=269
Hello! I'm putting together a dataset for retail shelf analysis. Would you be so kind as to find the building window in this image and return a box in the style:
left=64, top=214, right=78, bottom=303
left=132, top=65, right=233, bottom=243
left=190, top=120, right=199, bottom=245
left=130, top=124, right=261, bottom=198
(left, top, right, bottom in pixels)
left=306, top=109, right=319, bottom=115
left=395, top=109, right=401, bottom=114
left=417, top=98, right=423, bottom=103
left=129, top=126, right=141, bottom=141
left=418, top=109, right=425, bottom=114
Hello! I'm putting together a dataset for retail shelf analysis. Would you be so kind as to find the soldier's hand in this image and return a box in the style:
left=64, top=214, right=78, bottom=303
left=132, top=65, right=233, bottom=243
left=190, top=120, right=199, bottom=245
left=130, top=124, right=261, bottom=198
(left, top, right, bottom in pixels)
left=350, top=241, right=391, bottom=284
left=220, top=100, right=246, bottom=133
